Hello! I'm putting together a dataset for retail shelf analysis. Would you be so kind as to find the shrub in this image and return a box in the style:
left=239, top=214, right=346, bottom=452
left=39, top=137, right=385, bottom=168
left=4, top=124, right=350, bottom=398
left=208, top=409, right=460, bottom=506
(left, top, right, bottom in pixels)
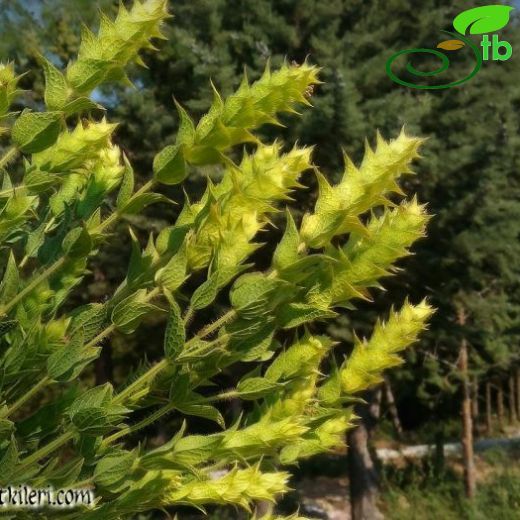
left=0, top=1, right=432, bottom=518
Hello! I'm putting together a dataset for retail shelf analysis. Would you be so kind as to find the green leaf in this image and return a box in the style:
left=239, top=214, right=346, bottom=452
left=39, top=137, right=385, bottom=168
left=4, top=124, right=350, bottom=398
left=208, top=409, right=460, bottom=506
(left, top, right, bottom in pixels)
left=226, top=318, right=276, bottom=362
left=236, top=377, right=281, bottom=400
left=11, top=110, right=62, bottom=153
left=153, top=144, right=187, bottom=185
left=62, top=97, right=102, bottom=116
left=45, top=457, right=84, bottom=488
left=111, top=290, right=163, bottom=334
left=23, top=169, right=60, bottom=194
left=278, top=303, right=338, bottom=329
left=175, top=337, right=223, bottom=363
left=70, top=303, right=107, bottom=342
left=66, top=58, right=113, bottom=94
left=273, top=209, right=301, bottom=270
left=174, top=401, right=225, bottom=429
left=170, top=434, right=221, bottom=467
left=68, top=384, right=112, bottom=416
left=0, top=251, right=19, bottom=302
left=47, top=331, right=100, bottom=382
left=67, top=384, right=128, bottom=435
left=164, top=296, right=185, bottom=360
left=0, top=419, right=14, bottom=441
left=453, top=5, right=514, bottom=35
left=62, top=226, right=92, bottom=258
left=156, top=224, right=190, bottom=256
left=175, top=101, right=196, bottom=145
left=155, top=239, right=188, bottom=291
left=190, top=272, right=219, bottom=310
left=126, top=229, right=154, bottom=286
left=116, top=157, right=135, bottom=209
left=0, top=437, right=19, bottom=481
left=119, top=192, right=172, bottom=216
left=39, top=56, right=69, bottom=110
left=230, top=272, right=286, bottom=318
left=94, top=450, right=135, bottom=492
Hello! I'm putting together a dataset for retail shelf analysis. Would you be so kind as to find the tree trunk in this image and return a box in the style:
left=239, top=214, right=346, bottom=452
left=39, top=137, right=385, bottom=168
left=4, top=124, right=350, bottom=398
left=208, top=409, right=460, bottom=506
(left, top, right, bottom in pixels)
left=471, top=376, right=479, bottom=421
left=384, top=378, right=403, bottom=438
left=508, top=374, right=517, bottom=424
left=485, top=381, right=492, bottom=435
left=497, top=383, right=505, bottom=430
left=459, top=336, right=476, bottom=499
left=348, top=389, right=384, bottom=520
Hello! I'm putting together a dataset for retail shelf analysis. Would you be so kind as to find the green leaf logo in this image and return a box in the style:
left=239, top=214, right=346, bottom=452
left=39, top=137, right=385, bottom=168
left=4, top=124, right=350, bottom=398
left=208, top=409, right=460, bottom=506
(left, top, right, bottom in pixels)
left=453, top=5, right=514, bottom=35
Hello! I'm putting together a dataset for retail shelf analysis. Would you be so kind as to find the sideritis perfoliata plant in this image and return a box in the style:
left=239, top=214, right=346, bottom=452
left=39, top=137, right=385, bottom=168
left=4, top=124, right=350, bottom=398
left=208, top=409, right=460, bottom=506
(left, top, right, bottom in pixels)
left=0, top=1, right=433, bottom=518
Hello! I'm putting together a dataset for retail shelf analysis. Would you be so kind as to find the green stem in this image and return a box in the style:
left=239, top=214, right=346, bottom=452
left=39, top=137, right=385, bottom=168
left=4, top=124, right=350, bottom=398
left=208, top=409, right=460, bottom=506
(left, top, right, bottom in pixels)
left=93, top=179, right=156, bottom=234
left=18, top=431, right=75, bottom=471
left=183, top=306, right=194, bottom=326
left=14, top=295, right=235, bottom=466
left=101, top=401, right=176, bottom=447
left=102, top=384, right=232, bottom=448
left=86, top=324, right=116, bottom=350
left=0, top=257, right=66, bottom=316
left=196, top=310, right=237, bottom=339
left=113, top=359, right=168, bottom=405
left=2, top=376, right=51, bottom=418
left=114, top=310, right=237, bottom=405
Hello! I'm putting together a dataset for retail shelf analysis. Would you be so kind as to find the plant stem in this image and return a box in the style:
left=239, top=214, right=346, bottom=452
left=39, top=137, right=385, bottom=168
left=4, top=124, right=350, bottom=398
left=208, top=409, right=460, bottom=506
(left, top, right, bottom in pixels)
left=18, top=431, right=75, bottom=471
left=196, top=310, right=237, bottom=339
left=101, top=401, right=177, bottom=447
left=0, top=257, right=66, bottom=316
left=113, top=359, right=168, bottom=405
left=114, top=310, right=237, bottom=405
left=103, top=383, right=232, bottom=448
left=86, top=324, right=116, bottom=350
left=14, top=295, right=235, bottom=466
left=93, top=179, right=156, bottom=234
left=1, top=376, right=51, bottom=418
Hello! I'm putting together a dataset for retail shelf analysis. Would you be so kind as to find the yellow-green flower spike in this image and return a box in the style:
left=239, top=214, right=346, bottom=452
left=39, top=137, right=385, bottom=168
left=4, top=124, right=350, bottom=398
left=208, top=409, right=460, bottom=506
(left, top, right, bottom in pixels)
left=300, top=131, right=423, bottom=248
left=32, top=119, right=117, bottom=173
left=0, top=62, right=23, bottom=118
left=67, top=0, right=170, bottom=94
left=164, top=465, right=290, bottom=511
left=339, top=300, right=434, bottom=395
left=315, top=198, right=429, bottom=307
left=184, top=144, right=312, bottom=272
left=153, top=64, right=319, bottom=185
